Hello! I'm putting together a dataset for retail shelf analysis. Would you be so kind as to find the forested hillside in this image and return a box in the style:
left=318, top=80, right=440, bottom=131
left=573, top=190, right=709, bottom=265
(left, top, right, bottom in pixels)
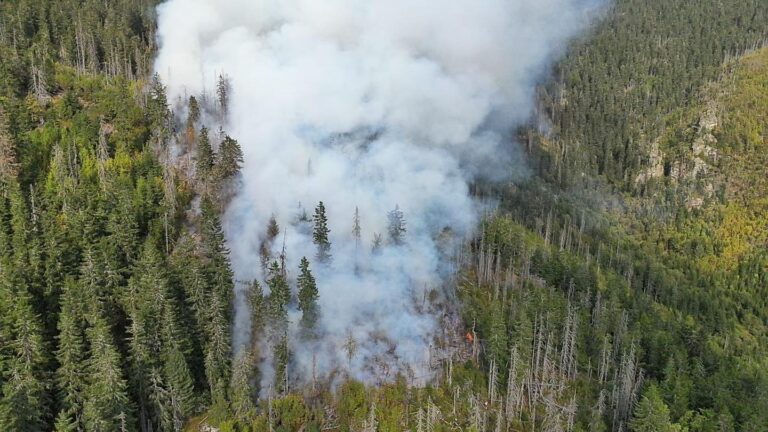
left=0, top=0, right=766, bottom=431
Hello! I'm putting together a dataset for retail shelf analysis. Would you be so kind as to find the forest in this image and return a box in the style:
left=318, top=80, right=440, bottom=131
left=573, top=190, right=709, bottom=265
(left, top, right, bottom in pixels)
left=0, top=0, right=766, bottom=431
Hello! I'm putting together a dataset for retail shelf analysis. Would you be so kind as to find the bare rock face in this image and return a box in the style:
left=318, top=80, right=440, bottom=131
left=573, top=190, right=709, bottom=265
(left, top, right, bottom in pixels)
left=634, top=104, right=721, bottom=209
left=698, top=106, right=719, bottom=133
left=634, top=138, right=666, bottom=185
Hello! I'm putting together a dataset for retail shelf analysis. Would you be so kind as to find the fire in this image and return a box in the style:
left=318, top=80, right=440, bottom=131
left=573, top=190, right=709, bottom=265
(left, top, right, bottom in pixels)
left=465, top=331, right=474, bottom=343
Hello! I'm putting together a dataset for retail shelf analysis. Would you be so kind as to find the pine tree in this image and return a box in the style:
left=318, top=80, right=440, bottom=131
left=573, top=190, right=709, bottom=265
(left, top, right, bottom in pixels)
left=216, top=74, right=230, bottom=118
left=148, top=73, right=170, bottom=134
left=273, top=330, right=290, bottom=395
left=371, top=233, right=383, bottom=254
left=352, top=206, right=361, bottom=245
left=0, top=284, right=49, bottom=432
left=201, top=198, right=235, bottom=319
left=297, top=257, right=319, bottom=337
left=216, top=135, right=243, bottom=180
left=629, top=385, right=680, bottom=432
left=54, top=279, right=88, bottom=431
left=267, top=261, right=290, bottom=323
left=387, top=205, right=406, bottom=245
left=487, top=302, right=508, bottom=374
left=82, top=315, right=135, bottom=432
left=162, top=344, right=196, bottom=431
left=313, top=201, right=331, bottom=263
left=249, top=280, right=266, bottom=345
left=229, top=351, right=255, bottom=423
left=196, top=126, right=215, bottom=181
left=203, top=291, right=231, bottom=404
left=186, top=96, right=200, bottom=129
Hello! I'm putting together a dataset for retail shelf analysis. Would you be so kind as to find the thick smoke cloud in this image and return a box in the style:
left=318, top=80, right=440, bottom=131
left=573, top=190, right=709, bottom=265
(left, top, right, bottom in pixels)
left=155, top=0, right=600, bottom=387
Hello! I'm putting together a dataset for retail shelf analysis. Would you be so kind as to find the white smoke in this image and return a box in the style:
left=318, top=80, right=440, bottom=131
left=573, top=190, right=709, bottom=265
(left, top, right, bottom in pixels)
left=155, top=0, right=601, bottom=387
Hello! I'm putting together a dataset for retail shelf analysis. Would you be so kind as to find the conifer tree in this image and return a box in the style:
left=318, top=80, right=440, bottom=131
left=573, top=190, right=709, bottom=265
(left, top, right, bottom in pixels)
left=313, top=201, right=331, bottom=263
left=629, top=385, right=680, bottom=432
left=148, top=73, right=170, bottom=134
left=216, top=74, right=230, bottom=118
left=249, top=280, right=266, bottom=346
left=387, top=205, right=406, bottom=246
left=273, top=331, right=290, bottom=395
left=297, top=257, right=319, bottom=337
left=186, top=96, right=200, bottom=129
left=54, top=279, right=88, bottom=431
left=267, top=261, right=290, bottom=323
left=162, top=344, right=196, bottom=431
left=196, top=126, right=215, bottom=181
left=203, top=291, right=231, bottom=404
left=0, top=285, right=49, bottom=432
left=352, top=206, right=361, bottom=246
left=229, top=351, right=256, bottom=423
left=82, top=315, right=135, bottom=432
left=216, top=135, right=244, bottom=180
left=201, top=198, right=235, bottom=318
left=371, top=233, right=383, bottom=254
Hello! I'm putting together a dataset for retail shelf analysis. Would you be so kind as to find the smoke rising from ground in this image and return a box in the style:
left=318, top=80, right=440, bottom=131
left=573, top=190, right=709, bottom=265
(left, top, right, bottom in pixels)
left=155, top=0, right=600, bottom=387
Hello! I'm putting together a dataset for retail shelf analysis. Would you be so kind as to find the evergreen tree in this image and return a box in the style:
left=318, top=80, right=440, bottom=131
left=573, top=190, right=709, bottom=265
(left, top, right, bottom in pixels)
left=203, top=291, right=231, bottom=404
left=267, top=261, right=290, bottom=323
left=352, top=206, right=361, bottom=246
left=82, top=315, right=135, bottom=432
left=371, top=233, right=383, bottom=254
left=312, top=201, right=331, bottom=263
left=216, top=135, right=244, bottom=180
left=629, top=385, right=680, bottom=432
left=147, top=73, right=170, bottom=134
left=387, top=205, right=406, bottom=246
left=273, top=331, right=290, bottom=395
left=54, top=279, right=88, bottom=432
left=196, top=126, right=215, bottom=181
left=162, top=345, right=196, bottom=431
left=186, top=96, right=200, bottom=129
left=229, top=352, right=255, bottom=423
left=201, top=198, right=235, bottom=319
left=0, top=285, right=49, bottom=432
left=216, top=74, right=230, bottom=118
left=297, top=257, right=319, bottom=337
left=249, top=280, right=266, bottom=345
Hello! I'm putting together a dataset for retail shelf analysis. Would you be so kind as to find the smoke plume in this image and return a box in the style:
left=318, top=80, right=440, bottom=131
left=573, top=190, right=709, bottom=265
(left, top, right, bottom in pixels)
left=155, top=0, right=600, bottom=387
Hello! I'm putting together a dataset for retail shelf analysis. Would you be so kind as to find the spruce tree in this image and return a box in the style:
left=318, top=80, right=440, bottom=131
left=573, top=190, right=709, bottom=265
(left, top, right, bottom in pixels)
left=196, top=126, right=215, bottom=181
left=249, top=280, right=266, bottom=345
left=629, top=385, right=680, bottom=432
left=82, top=316, right=135, bottom=432
left=203, top=291, right=231, bottom=404
left=54, top=279, right=88, bottom=431
left=229, top=352, right=255, bottom=423
left=0, top=285, right=49, bottom=432
left=273, top=331, right=290, bottom=395
left=216, top=135, right=244, bottom=180
left=267, top=261, right=290, bottom=323
left=201, top=198, right=234, bottom=307
left=312, top=201, right=331, bottom=263
left=297, top=257, right=319, bottom=337
left=352, top=206, right=361, bottom=246
left=186, top=96, right=200, bottom=129
left=387, top=205, right=406, bottom=246
left=216, top=75, right=230, bottom=118
left=162, top=344, right=196, bottom=431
